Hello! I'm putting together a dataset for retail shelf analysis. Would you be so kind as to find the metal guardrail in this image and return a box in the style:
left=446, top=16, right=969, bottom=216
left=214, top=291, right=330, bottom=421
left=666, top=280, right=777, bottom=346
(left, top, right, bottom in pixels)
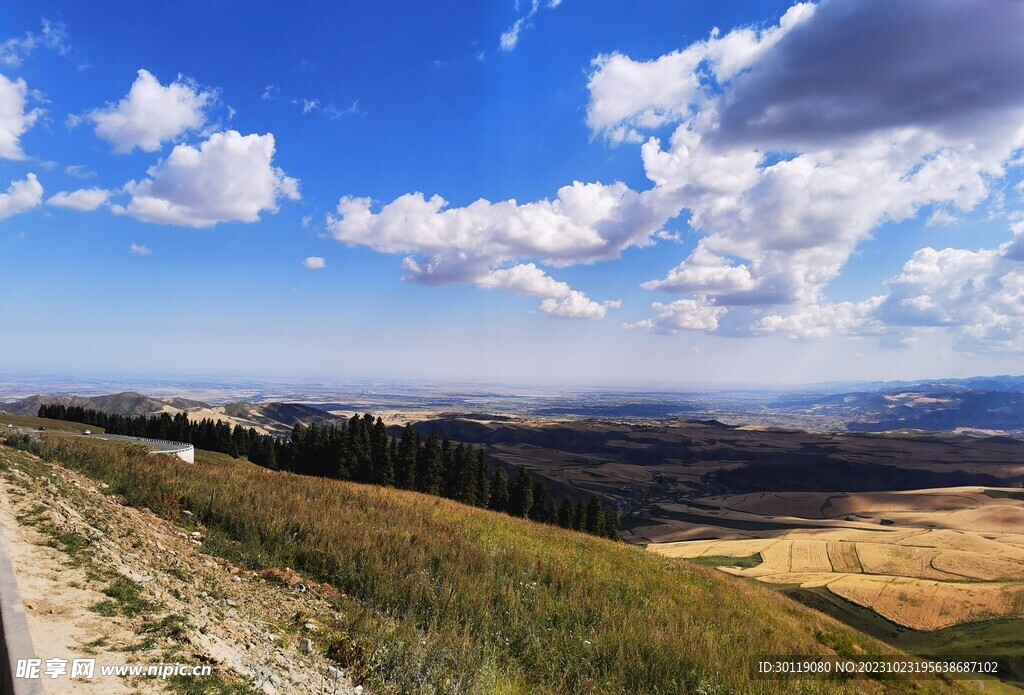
left=93, top=434, right=195, bottom=462
left=0, top=529, right=45, bottom=695
left=94, top=433, right=192, bottom=450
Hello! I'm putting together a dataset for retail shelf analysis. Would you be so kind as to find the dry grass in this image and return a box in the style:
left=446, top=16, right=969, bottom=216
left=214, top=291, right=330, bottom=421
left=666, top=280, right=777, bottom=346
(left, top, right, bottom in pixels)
left=2, top=434, right=956, bottom=694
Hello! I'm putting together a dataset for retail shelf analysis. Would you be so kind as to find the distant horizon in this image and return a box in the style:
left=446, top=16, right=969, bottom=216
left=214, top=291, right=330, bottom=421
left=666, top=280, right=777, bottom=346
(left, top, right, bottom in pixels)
left=2, top=368, right=1022, bottom=398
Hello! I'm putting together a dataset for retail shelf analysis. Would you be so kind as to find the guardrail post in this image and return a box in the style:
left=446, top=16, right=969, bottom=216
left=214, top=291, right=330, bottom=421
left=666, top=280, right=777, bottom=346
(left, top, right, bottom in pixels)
left=0, top=529, right=45, bottom=695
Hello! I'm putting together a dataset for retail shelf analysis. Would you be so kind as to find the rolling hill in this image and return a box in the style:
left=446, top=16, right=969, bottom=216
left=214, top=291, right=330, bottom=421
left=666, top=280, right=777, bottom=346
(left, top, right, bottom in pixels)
left=0, top=392, right=346, bottom=435
left=0, top=432, right=961, bottom=694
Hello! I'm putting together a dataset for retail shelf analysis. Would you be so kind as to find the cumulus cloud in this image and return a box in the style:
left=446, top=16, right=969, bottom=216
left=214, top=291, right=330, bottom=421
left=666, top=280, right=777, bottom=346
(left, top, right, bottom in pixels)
left=326, top=182, right=671, bottom=318
left=113, top=130, right=300, bottom=227
left=476, top=263, right=620, bottom=319
left=754, top=218, right=1024, bottom=350
left=624, top=297, right=727, bottom=334
left=46, top=188, right=110, bottom=211
left=0, top=74, right=41, bottom=160
left=129, top=243, right=150, bottom=256
left=584, top=0, right=1024, bottom=347
left=541, top=292, right=620, bottom=320
left=641, top=243, right=755, bottom=295
left=754, top=297, right=886, bottom=340
left=90, top=69, right=214, bottom=153
left=0, top=173, right=43, bottom=220
left=303, top=256, right=326, bottom=269
left=325, top=0, right=1024, bottom=335
left=586, top=3, right=815, bottom=144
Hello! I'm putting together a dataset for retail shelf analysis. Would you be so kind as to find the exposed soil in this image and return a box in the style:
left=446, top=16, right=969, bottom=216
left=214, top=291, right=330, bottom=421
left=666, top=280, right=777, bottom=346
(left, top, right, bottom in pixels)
left=0, top=448, right=358, bottom=694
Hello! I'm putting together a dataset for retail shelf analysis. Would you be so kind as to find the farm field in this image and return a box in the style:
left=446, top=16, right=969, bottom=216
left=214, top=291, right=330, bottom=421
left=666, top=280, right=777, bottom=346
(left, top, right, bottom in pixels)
left=650, top=500, right=1024, bottom=631
left=650, top=487, right=1024, bottom=636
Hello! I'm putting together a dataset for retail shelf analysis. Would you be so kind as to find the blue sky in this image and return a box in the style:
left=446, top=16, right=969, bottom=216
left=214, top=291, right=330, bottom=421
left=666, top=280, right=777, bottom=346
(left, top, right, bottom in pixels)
left=1, top=1, right=1023, bottom=385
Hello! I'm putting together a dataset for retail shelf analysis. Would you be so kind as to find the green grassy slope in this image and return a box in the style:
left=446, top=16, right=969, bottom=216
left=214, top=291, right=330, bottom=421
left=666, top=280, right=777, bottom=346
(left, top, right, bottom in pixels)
left=0, top=412, right=106, bottom=433
left=2, top=434, right=960, bottom=694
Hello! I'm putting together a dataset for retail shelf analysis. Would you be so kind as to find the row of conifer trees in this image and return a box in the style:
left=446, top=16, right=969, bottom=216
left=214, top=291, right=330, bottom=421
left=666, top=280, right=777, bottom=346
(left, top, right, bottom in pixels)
left=38, top=405, right=621, bottom=539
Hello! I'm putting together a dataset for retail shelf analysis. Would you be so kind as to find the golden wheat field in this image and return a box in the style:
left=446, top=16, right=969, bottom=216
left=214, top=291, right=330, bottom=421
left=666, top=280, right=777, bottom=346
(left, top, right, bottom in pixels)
left=649, top=487, right=1024, bottom=631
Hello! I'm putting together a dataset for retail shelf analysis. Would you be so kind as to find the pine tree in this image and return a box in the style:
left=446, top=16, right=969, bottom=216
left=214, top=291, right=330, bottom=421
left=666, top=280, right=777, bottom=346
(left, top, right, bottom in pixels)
left=585, top=495, right=604, bottom=535
left=509, top=468, right=534, bottom=518
left=529, top=481, right=552, bottom=523
left=557, top=498, right=573, bottom=528
left=474, top=449, right=489, bottom=508
left=489, top=468, right=510, bottom=512
left=572, top=500, right=586, bottom=530
left=396, top=424, right=419, bottom=489
left=418, top=433, right=443, bottom=495
left=603, top=510, right=621, bottom=541
left=440, top=436, right=455, bottom=497
left=370, top=417, right=393, bottom=486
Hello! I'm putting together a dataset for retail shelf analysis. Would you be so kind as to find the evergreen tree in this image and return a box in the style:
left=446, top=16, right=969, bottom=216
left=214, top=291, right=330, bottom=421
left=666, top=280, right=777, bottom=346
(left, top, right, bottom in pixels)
left=557, top=498, right=573, bottom=528
left=585, top=495, right=604, bottom=535
left=395, top=424, right=419, bottom=489
left=603, top=510, right=621, bottom=541
left=370, top=417, right=393, bottom=486
left=508, top=468, right=534, bottom=518
left=440, top=436, right=455, bottom=497
left=489, top=468, right=510, bottom=512
left=529, top=481, right=552, bottom=523
left=418, top=433, right=443, bottom=495
left=474, top=449, right=489, bottom=508
left=572, top=500, right=586, bottom=531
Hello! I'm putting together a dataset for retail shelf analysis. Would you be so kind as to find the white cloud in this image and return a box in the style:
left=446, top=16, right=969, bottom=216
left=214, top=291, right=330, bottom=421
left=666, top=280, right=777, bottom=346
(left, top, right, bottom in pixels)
left=46, top=188, right=110, bottom=211
left=324, top=100, right=361, bottom=119
left=0, top=33, right=35, bottom=68
left=584, top=0, right=1024, bottom=346
left=641, top=243, right=756, bottom=294
left=755, top=221, right=1024, bottom=350
left=754, top=297, right=886, bottom=340
left=0, top=19, right=68, bottom=68
left=261, top=84, right=279, bottom=101
left=325, top=0, right=1024, bottom=336
left=129, top=243, right=150, bottom=256
left=500, top=16, right=530, bottom=51
left=328, top=181, right=675, bottom=278
left=540, top=292, right=620, bottom=319
left=586, top=3, right=815, bottom=143
left=0, top=74, right=41, bottom=160
left=326, top=181, right=672, bottom=317
left=64, top=164, right=96, bottom=179
left=475, top=263, right=619, bottom=319
left=303, top=256, right=326, bottom=269
left=90, top=69, right=214, bottom=153
left=0, top=173, right=43, bottom=220
left=624, top=297, right=727, bottom=334
left=500, top=0, right=563, bottom=52
left=114, top=130, right=300, bottom=228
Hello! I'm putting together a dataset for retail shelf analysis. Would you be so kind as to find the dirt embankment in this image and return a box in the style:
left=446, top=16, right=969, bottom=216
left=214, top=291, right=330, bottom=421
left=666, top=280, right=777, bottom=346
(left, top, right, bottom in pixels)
left=0, top=447, right=358, bottom=694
